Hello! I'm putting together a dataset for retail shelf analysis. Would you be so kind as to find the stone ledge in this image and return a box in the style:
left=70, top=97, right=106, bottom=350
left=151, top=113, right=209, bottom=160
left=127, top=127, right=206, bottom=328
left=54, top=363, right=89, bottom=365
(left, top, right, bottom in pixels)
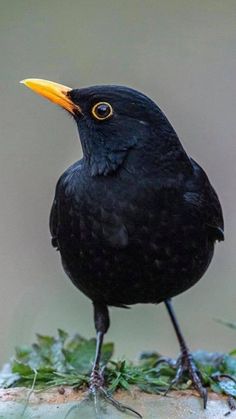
left=0, top=386, right=235, bottom=418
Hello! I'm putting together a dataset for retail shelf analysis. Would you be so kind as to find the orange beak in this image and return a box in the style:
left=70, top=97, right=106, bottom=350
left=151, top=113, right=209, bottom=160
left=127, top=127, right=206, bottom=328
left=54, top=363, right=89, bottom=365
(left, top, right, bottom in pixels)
left=20, top=78, right=81, bottom=115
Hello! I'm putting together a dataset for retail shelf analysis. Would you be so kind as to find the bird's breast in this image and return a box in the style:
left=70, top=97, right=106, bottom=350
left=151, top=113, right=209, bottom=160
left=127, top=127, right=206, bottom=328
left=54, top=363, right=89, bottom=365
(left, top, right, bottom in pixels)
left=56, top=171, right=214, bottom=305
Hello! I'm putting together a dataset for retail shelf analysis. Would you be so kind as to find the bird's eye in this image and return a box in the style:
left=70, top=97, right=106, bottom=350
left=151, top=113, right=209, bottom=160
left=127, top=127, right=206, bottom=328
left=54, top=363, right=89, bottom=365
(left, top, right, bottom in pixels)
left=91, top=102, right=113, bottom=121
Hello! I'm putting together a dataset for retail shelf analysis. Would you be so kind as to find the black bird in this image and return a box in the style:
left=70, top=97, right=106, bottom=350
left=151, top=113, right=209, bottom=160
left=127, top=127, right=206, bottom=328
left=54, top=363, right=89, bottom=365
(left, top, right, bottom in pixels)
left=21, top=78, right=224, bottom=411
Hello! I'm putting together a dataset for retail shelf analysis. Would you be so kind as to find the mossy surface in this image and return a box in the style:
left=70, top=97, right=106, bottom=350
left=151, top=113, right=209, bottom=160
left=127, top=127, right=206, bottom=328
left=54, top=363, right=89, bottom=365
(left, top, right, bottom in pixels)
left=0, top=329, right=236, bottom=401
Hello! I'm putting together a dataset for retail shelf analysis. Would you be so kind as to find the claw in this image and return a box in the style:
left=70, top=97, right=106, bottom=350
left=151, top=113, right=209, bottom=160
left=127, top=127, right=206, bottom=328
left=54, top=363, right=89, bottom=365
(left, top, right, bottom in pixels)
left=163, top=352, right=207, bottom=408
left=155, top=356, right=177, bottom=368
left=211, top=373, right=236, bottom=384
left=89, top=369, right=142, bottom=418
left=164, top=300, right=208, bottom=408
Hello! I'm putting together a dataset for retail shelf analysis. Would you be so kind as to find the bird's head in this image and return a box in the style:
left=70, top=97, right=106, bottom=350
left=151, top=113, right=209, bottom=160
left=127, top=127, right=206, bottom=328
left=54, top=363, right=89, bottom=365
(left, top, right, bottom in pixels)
left=21, top=79, right=182, bottom=176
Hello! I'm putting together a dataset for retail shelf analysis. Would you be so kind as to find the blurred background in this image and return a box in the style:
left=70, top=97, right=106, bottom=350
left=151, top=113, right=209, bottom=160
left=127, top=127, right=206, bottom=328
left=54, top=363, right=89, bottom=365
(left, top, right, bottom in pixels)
left=0, top=0, right=236, bottom=365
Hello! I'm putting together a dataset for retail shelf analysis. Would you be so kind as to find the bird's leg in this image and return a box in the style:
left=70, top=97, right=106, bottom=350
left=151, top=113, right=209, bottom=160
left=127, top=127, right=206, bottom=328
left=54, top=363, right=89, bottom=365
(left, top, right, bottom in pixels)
left=164, top=299, right=207, bottom=408
left=89, top=303, right=109, bottom=393
left=89, top=302, right=142, bottom=418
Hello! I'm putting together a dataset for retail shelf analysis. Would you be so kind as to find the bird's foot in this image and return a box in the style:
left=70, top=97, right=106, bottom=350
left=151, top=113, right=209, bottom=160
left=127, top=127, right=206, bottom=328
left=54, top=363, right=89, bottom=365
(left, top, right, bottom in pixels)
left=89, top=368, right=105, bottom=392
left=160, top=351, right=207, bottom=408
left=89, top=368, right=142, bottom=418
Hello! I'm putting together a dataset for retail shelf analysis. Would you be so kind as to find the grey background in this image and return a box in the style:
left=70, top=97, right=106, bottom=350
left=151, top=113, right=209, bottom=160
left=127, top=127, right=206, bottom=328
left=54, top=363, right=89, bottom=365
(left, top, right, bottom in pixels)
left=0, top=0, right=235, bottom=365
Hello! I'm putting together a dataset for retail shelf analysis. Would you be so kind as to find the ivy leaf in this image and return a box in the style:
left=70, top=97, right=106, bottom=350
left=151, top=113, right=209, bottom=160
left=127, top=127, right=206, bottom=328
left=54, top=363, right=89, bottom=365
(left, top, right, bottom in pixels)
left=65, top=339, right=114, bottom=374
left=65, top=338, right=96, bottom=373
left=1, top=328, right=236, bottom=401
left=11, top=361, right=34, bottom=376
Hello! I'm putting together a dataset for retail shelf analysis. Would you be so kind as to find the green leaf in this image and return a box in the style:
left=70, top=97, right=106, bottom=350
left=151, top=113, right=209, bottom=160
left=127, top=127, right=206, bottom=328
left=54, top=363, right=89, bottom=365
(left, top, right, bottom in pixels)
left=1, top=328, right=236, bottom=400
left=57, top=329, right=69, bottom=343
left=101, top=342, right=114, bottom=365
left=51, top=341, right=67, bottom=373
left=120, top=376, right=130, bottom=390
left=11, top=361, right=34, bottom=376
left=36, top=334, right=55, bottom=348
left=15, top=345, right=32, bottom=361
left=65, top=338, right=96, bottom=373
left=65, top=334, right=86, bottom=352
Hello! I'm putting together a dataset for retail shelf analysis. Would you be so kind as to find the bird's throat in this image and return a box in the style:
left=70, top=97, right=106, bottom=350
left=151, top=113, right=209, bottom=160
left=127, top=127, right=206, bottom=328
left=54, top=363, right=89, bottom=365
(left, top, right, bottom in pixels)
left=86, top=149, right=128, bottom=177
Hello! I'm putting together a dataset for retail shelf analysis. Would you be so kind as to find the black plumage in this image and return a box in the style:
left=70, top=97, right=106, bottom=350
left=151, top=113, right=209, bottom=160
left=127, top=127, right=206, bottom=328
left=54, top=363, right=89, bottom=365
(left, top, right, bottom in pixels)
left=22, top=80, right=224, bottom=413
left=50, top=86, right=223, bottom=307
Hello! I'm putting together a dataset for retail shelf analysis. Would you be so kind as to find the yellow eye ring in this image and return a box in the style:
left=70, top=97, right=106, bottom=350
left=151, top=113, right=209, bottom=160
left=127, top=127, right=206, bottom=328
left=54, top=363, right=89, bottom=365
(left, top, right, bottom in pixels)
left=91, top=102, right=113, bottom=121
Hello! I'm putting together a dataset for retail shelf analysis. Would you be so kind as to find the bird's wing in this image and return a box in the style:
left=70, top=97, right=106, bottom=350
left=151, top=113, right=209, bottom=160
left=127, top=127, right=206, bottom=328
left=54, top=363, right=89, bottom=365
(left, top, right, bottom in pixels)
left=184, top=159, right=224, bottom=242
left=49, top=161, right=83, bottom=251
left=49, top=197, right=59, bottom=249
